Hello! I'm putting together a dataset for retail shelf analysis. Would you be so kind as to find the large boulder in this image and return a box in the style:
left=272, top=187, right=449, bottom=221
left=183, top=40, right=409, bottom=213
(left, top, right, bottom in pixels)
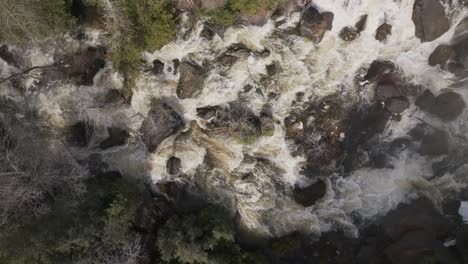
left=299, top=7, right=334, bottom=44
left=60, top=46, right=106, bottom=86
left=428, top=45, right=456, bottom=67
left=385, top=97, right=410, bottom=114
left=293, top=180, right=327, bottom=207
left=412, top=0, right=450, bottom=42
left=375, top=84, right=401, bottom=101
left=140, top=101, right=184, bottom=152
left=365, top=60, right=396, bottom=81
left=416, top=90, right=466, bottom=121
left=176, top=62, right=205, bottom=99
left=418, top=128, right=449, bottom=156
left=99, top=127, right=129, bottom=150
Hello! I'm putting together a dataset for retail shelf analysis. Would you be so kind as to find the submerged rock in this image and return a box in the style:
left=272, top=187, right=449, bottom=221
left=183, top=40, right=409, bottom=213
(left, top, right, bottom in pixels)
left=428, top=45, right=456, bottom=67
left=299, top=7, right=334, bottom=44
left=416, top=90, right=466, bottom=121
left=140, top=101, right=184, bottom=152
left=293, top=180, right=326, bottom=207
left=412, top=0, right=450, bottom=42
left=99, top=127, right=129, bottom=150
left=375, top=83, right=401, bottom=101
left=385, top=97, right=410, bottom=114
left=418, top=127, right=450, bottom=156
left=166, top=156, right=182, bottom=175
left=176, top=62, right=205, bottom=99
left=375, top=22, right=392, bottom=41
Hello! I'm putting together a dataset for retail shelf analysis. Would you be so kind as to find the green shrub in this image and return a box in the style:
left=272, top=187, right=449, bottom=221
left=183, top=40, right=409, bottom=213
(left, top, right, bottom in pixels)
left=157, top=205, right=268, bottom=264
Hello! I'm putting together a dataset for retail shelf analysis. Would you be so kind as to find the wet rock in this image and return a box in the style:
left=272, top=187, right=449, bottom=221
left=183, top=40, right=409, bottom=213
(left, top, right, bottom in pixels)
left=293, top=180, right=326, bottom=207
left=384, top=230, right=458, bottom=264
left=390, top=137, right=413, bottom=154
left=428, top=45, right=456, bottom=67
left=419, top=128, right=449, bottom=156
left=166, top=156, right=182, bottom=175
left=371, top=153, right=391, bottom=169
left=60, top=46, right=106, bottom=85
left=196, top=105, right=221, bottom=119
left=442, top=199, right=461, bottom=216
left=239, top=7, right=269, bottom=26
left=0, top=45, right=19, bottom=67
left=415, top=89, right=436, bottom=112
left=432, top=92, right=466, bottom=121
left=176, top=62, right=205, bottom=99
left=412, top=0, right=450, bottom=42
left=140, top=101, right=184, bottom=152
left=432, top=148, right=468, bottom=177
left=266, top=62, right=280, bottom=76
left=379, top=197, right=455, bottom=241
left=152, top=59, right=165, bottom=74
left=355, top=15, right=368, bottom=32
left=299, top=7, right=334, bottom=44
left=157, top=181, right=209, bottom=213
left=365, top=60, right=396, bottom=81
left=68, top=122, right=93, bottom=147
left=375, top=84, right=401, bottom=101
left=456, top=224, right=468, bottom=263
left=173, top=59, right=180, bottom=73
left=375, top=22, right=392, bottom=42
left=99, top=127, right=129, bottom=150
left=385, top=96, right=410, bottom=113
left=200, top=20, right=226, bottom=40
left=339, top=26, right=360, bottom=41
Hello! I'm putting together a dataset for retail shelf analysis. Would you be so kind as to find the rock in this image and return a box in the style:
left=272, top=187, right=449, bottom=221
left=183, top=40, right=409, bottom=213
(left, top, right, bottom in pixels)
left=239, top=7, right=269, bottom=26
left=176, top=62, right=205, bottom=99
left=60, top=46, right=106, bottom=85
left=166, top=156, right=182, bottom=175
left=355, top=15, right=368, bottom=32
left=412, top=0, right=450, bottom=42
left=375, top=23, right=392, bottom=41
left=157, top=181, right=209, bottom=213
left=99, top=127, right=129, bottom=150
left=365, top=60, right=396, bottom=81
left=371, top=153, right=391, bottom=169
left=432, top=92, right=466, bottom=121
left=0, top=45, right=19, bottom=67
left=375, top=84, right=401, bottom=101
left=442, top=199, right=461, bottom=216
left=339, top=26, right=360, bottom=41
left=153, top=59, right=165, bottom=74
left=200, top=20, right=225, bottom=40
left=200, top=0, right=226, bottom=11
left=428, top=45, right=456, bottom=67
left=415, top=89, right=436, bottom=112
left=385, top=97, right=410, bottom=113
left=456, top=224, right=468, bottom=263
left=266, top=62, right=280, bottom=76
left=176, top=0, right=197, bottom=11
left=419, top=129, right=449, bottom=156
left=140, top=101, right=184, bottom=152
left=293, top=180, right=326, bottom=207
left=379, top=197, right=455, bottom=241
left=68, top=122, right=93, bottom=147
left=299, top=7, right=334, bottom=44
left=384, top=230, right=458, bottom=264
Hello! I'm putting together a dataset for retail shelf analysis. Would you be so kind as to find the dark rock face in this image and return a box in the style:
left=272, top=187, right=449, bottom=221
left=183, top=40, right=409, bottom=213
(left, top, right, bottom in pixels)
left=428, top=45, right=456, bottom=67
left=140, top=101, right=184, bottom=152
left=375, top=84, right=401, bottom=101
left=299, top=7, right=334, bottom=44
left=432, top=92, right=466, bottom=121
left=99, top=127, right=129, bottom=150
left=385, top=97, right=410, bottom=114
left=68, top=122, right=93, bottom=147
left=365, top=60, right=396, bottom=81
left=293, top=180, right=326, bottom=207
left=457, top=225, right=468, bottom=263
left=176, top=62, right=205, bottom=99
left=153, top=60, right=165, bottom=74
left=416, top=90, right=466, bottom=121
left=412, top=0, right=450, bottom=42
left=60, top=46, right=106, bottom=85
left=166, top=156, right=182, bottom=175
left=0, top=45, right=19, bottom=67
left=375, top=23, right=392, bottom=41
left=419, top=128, right=449, bottom=156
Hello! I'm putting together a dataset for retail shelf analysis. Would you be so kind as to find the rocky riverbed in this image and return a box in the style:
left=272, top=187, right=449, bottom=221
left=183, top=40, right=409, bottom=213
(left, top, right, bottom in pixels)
left=1, top=0, right=468, bottom=263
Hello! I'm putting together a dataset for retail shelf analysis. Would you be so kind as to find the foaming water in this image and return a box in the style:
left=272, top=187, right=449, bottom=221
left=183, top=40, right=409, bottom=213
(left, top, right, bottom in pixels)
left=2, top=0, right=467, bottom=238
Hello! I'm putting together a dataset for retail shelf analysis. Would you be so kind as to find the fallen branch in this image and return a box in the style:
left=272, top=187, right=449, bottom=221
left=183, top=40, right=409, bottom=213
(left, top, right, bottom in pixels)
left=0, top=63, right=58, bottom=84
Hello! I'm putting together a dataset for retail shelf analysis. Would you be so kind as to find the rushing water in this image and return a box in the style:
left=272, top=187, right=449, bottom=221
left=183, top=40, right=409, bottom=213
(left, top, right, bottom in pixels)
left=2, top=0, right=468, bottom=238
